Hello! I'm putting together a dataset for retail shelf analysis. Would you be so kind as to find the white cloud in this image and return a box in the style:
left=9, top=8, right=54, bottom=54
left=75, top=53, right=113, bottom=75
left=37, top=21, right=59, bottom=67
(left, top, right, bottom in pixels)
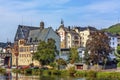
left=0, top=0, right=120, bottom=42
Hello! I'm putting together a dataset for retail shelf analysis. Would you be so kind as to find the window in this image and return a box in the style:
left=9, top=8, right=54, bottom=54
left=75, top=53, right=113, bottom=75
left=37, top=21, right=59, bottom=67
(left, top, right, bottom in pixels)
left=112, top=38, right=114, bottom=40
left=19, top=47, right=23, bottom=52
left=74, top=36, right=78, bottom=39
left=113, top=42, right=114, bottom=45
left=30, top=38, right=32, bottom=43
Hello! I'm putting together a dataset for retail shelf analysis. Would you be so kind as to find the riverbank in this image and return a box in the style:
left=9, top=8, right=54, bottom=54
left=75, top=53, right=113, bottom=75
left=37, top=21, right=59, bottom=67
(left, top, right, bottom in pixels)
left=0, top=67, right=119, bottom=80
left=11, top=68, right=120, bottom=80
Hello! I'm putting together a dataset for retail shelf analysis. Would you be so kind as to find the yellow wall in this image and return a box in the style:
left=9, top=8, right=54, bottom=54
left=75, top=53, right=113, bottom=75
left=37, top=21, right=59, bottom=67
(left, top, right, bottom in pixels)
left=12, top=39, right=39, bottom=66
left=80, top=29, right=90, bottom=47
left=57, top=28, right=66, bottom=48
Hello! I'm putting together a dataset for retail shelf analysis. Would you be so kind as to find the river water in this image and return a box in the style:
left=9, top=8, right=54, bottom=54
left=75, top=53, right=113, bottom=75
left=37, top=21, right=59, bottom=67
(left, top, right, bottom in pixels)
left=0, top=73, right=86, bottom=80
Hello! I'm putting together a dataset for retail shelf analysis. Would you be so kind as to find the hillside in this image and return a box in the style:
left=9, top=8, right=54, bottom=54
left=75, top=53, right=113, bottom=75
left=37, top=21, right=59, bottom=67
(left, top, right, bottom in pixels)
left=103, top=23, right=120, bottom=34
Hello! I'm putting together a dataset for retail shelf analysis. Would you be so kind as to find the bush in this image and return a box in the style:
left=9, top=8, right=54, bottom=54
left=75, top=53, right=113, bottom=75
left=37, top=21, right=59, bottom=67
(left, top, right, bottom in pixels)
left=52, top=70, right=61, bottom=75
left=32, top=69, right=40, bottom=75
left=117, top=62, right=120, bottom=67
left=67, top=66, right=76, bottom=76
left=60, top=70, right=69, bottom=76
left=12, top=69, right=20, bottom=73
left=25, top=69, right=32, bottom=74
left=86, top=70, right=97, bottom=78
left=0, top=68, right=6, bottom=73
left=41, top=70, right=61, bottom=76
left=74, top=71, right=86, bottom=77
left=97, top=72, right=120, bottom=79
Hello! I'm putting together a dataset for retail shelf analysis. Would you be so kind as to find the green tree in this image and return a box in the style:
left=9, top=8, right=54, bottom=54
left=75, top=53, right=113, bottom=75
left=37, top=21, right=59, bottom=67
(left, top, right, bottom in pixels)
left=56, top=58, right=66, bottom=70
left=84, top=50, right=90, bottom=65
left=56, top=58, right=66, bottom=65
left=117, top=46, right=120, bottom=54
left=69, top=47, right=79, bottom=64
left=115, top=46, right=120, bottom=67
left=33, top=38, right=57, bottom=67
left=85, top=31, right=111, bottom=65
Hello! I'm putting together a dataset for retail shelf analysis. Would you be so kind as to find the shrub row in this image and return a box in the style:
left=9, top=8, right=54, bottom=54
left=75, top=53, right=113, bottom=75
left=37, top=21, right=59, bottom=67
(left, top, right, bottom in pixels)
left=74, top=70, right=120, bottom=79
left=12, top=68, right=120, bottom=80
left=0, top=68, right=6, bottom=74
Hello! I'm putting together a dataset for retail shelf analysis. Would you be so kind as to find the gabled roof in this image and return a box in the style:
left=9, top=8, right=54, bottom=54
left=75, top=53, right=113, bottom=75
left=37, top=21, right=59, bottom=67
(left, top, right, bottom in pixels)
left=15, top=24, right=60, bottom=45
left=68, top=30, right=80, bottom=36
left=28, top=27, right=51, bottom=43
left=0, top=42, right=13, bottom=48
left=0, top=42, right=6, bottom=48
left=105, top=32, right=117, bottom=37
left=14, top=25, right=39, bottom=41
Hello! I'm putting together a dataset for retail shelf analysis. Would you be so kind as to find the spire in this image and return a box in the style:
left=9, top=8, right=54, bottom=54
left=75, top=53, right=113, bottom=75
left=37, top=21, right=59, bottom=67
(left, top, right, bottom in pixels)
left=61, top=19, right=64, bottom=25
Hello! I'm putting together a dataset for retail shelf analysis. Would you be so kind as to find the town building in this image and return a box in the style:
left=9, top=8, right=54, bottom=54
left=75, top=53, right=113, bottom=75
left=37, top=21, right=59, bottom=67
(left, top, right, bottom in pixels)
left=117, top=34, right=120, bottom=46
left=105, top=32, right=118, bottom=50
left=13, top=21, right=60, bottom=67
left=57, top=20, right=81, bottom=48
left=74, top=26, right=97, bottom=47
left=57, top=21, right=97, bottom=61
left=0, top=42, right=13, bottom=68
left=105, top=32, right=117, bottom=61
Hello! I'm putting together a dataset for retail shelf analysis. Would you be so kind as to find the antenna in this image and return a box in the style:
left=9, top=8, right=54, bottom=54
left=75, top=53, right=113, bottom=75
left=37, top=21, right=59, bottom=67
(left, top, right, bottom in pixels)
left=22, top=16, right=23, bottom=25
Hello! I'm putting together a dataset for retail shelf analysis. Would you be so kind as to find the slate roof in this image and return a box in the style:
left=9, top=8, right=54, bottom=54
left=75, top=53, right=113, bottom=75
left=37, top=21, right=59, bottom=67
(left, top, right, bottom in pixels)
left=0, top=42, right=13, bottom=48
left=14, top=25, right=59, bottom=45
left=28, top=27, right=52, bottom=44
left=14, top=25, right=39, bottom=41
left=0, top=42, right=6, bottom=48
left=105, top=32, right=117, bottom=37
left=74, top=26, right=97, bottom=31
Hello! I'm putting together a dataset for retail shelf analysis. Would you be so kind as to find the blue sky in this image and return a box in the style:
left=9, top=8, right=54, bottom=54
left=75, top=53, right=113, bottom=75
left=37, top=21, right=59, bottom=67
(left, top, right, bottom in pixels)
left=0, top=0, right=120, bottom=42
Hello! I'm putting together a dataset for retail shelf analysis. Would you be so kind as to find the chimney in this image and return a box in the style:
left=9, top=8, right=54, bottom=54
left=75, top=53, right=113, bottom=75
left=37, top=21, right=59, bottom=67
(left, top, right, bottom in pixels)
left=40, top=21, right=44, bottom=29
left=68, top=26, right=70, bottom=31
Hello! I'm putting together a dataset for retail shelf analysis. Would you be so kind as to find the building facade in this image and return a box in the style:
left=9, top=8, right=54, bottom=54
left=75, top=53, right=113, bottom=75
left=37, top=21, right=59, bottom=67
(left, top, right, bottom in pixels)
left=57, top=21, right=81, bottom=48
left=0, top=42, right=13, bottom=68
left=74, top=26, right=97, bottom=47
left=57, top=21, right=67, bottom=48
left=13, top=21, right=60, bottom=66
left=117, top=34, right=120, bottom=46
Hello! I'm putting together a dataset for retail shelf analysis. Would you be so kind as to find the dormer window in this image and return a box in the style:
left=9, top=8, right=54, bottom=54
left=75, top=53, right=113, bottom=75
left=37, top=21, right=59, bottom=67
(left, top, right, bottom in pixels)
left=30, top=38, right=32, bottom=43
left=34, top=37, right=38, bottom=42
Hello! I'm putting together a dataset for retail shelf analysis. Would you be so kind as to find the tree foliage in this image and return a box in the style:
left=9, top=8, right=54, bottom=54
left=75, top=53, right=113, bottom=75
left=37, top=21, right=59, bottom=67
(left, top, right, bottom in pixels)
left=85, top=31, right=111, bottom=65
left=56, top=58, right=66, bottom=65
left=115, top=47, right=120, bottom=67
left=115, top=46, right=120, bottom=62
left=117, top=46, right=120, bottom=54
left=33, top=38, right=57, bottom=66
left=69, top=47, right=79, bottom=64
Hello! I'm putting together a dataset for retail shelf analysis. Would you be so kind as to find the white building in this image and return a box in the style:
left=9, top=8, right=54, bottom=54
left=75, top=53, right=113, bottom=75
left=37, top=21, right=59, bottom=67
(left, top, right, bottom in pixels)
left=105, top=32, right=117, bottom=60
left=77, top=47, right=85, bottom=63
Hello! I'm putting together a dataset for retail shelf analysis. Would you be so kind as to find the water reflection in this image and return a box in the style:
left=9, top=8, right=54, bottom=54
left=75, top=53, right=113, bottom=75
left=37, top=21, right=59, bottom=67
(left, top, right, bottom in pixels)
left=12, top=73, right=39, bottom=80
left=3, top=72, right=12, bottom=80
left=39, top=76, right=85, bottom=80
left=1, top=73, right=85, bottom=80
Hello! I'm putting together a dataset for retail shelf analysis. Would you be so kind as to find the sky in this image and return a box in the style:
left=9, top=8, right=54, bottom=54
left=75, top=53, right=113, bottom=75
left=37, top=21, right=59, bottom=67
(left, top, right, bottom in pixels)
left=0, top=0, right=120, bottom=42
